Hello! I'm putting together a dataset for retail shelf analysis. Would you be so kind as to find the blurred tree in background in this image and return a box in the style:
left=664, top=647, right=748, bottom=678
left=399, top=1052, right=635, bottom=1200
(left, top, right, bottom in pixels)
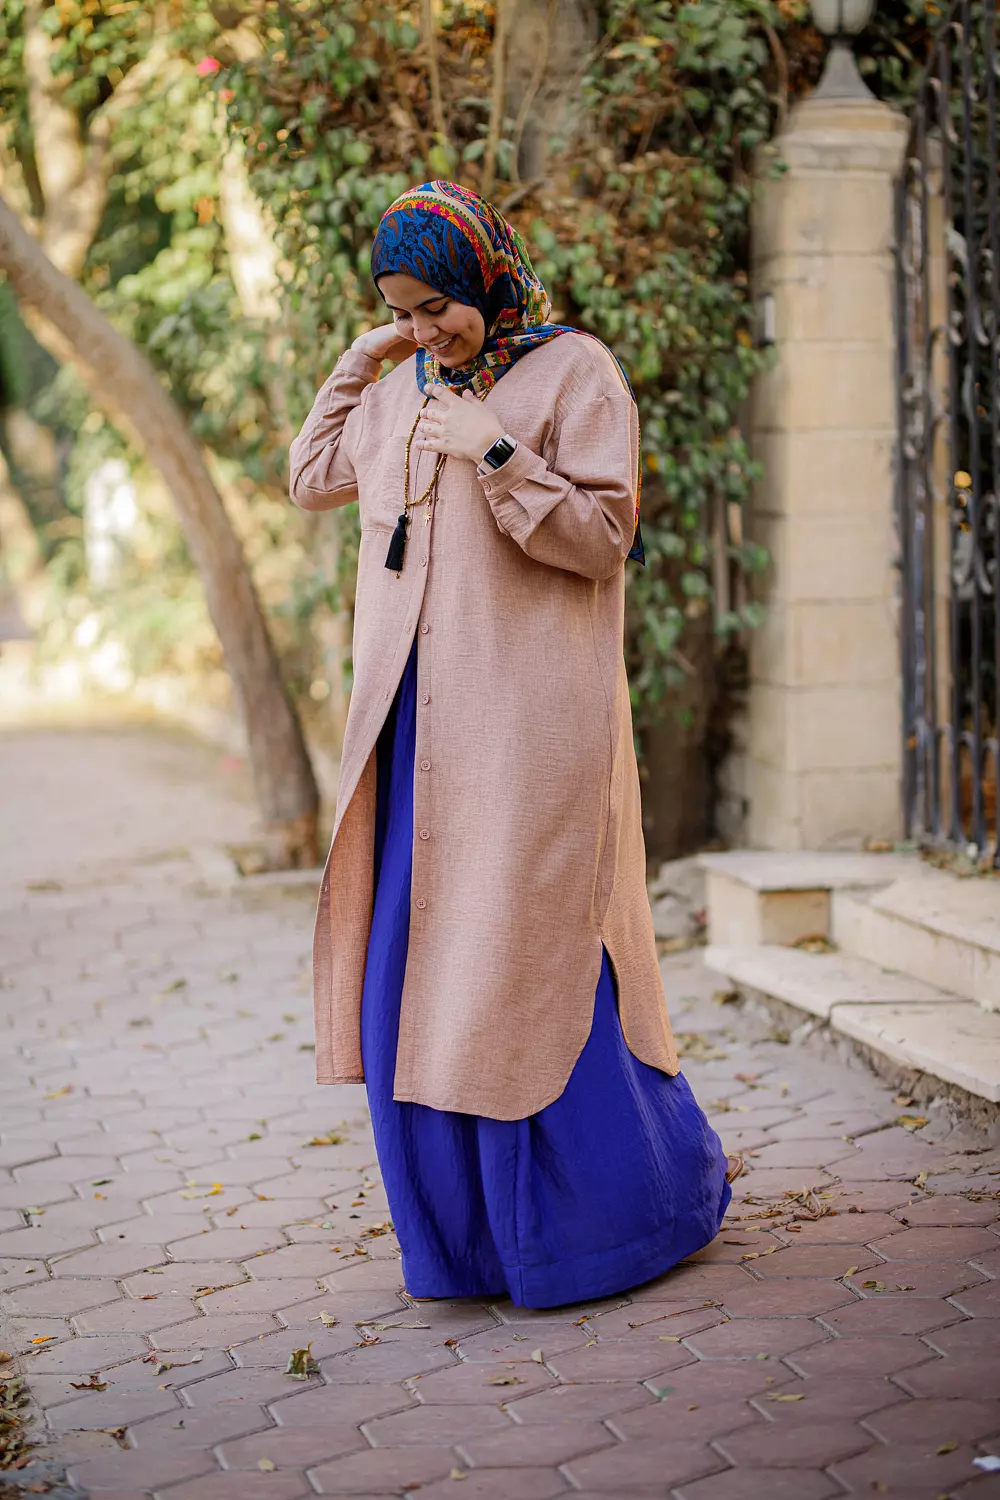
left=0, top=0, right=938, bottom=857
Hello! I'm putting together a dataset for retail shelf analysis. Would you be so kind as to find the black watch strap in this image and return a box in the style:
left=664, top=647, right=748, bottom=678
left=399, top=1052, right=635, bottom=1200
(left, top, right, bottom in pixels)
left=482, top=435, right=517, bottom=470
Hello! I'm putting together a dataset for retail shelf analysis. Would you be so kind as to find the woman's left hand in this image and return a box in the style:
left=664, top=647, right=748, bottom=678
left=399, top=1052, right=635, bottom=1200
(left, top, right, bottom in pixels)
left=415, top=383, right=505, bottom=467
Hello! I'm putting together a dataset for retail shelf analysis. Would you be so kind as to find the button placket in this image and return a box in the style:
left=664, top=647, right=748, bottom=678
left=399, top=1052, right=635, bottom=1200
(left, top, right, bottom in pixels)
left=413, top=618, right=433, bottom=915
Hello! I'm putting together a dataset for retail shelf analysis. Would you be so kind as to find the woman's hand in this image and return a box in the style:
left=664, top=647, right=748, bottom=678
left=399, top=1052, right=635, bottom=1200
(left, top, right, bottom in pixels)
left=415, top=383, right=505, bottom=466
left=351, top=323, right=418, bottom=364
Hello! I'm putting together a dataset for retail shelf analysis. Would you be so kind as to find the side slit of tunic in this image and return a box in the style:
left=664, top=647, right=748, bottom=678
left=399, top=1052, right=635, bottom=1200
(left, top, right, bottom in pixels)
left=361, top=638, right=732, bottom=1308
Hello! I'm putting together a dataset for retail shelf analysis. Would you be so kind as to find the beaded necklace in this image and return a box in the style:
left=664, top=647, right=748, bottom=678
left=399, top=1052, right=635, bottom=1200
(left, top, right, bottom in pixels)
left=384, top=396, right=445, bottom=575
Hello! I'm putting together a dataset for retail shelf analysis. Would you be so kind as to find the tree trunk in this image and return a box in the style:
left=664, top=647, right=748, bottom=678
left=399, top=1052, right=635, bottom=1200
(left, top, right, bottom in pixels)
left=0, top=191, right=319, bottom=864
left=638, top=608, right=717, bottom=864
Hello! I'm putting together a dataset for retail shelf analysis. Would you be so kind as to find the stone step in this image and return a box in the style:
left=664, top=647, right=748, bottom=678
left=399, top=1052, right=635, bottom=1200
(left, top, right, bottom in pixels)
left=699, top=849, right=914, bottom=949
left=832, top=867, right=1000, bottom=1012
left=705, top=942, right=1000, bottom=1105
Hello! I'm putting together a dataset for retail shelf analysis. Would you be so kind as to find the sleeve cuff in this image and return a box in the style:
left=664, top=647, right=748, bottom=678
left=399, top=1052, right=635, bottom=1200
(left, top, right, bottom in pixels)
left=476, top=443, right=565, bottom=543
left=336, top=348, right=382, bottom=383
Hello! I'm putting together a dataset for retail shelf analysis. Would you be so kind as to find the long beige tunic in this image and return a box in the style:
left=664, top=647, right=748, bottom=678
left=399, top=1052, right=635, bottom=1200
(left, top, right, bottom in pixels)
left=290, top=334, right=679, bottom=1120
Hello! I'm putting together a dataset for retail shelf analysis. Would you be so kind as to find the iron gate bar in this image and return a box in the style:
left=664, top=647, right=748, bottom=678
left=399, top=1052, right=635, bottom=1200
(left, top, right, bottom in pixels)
left=895, top=0, right=1000, bottom=865
left=987, top=0, right=1000, bottom=856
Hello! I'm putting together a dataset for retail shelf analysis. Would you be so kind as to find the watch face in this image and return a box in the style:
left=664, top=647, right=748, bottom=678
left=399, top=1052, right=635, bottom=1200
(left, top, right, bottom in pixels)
left=486, top=437, right=515, bottom=468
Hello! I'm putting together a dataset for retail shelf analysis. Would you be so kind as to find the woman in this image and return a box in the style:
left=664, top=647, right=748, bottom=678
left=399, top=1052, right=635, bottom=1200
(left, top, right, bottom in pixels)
left=290, top=180, right=734, bottom=1307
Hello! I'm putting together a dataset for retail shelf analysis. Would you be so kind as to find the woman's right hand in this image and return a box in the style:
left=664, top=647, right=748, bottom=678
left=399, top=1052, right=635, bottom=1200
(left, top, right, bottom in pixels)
left=352, top=323, right=418, bottom=364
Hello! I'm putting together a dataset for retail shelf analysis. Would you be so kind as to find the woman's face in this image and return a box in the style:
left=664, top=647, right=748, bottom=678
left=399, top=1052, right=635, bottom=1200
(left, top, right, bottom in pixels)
left=378, top=273, right=486, bottom=368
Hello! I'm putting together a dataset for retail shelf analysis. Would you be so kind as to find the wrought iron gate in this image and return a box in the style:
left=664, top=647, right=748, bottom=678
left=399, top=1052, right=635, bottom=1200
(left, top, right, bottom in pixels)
left=896, top=0, right=999, bottom=865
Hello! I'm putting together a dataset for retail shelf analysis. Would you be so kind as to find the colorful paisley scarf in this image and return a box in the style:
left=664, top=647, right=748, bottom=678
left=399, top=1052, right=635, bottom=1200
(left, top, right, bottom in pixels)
left=370, top=180, right=644, bottom=564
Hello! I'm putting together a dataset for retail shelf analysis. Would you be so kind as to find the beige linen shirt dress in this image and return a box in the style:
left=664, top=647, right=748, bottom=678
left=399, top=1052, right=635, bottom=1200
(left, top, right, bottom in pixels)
left=290, top=332, right=679, bottom=1120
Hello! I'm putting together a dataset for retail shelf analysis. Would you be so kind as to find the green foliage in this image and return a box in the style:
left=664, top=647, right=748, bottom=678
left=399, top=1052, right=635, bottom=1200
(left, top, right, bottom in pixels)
left=220, top=0, right=788, bottom=727
left=0, top=0, right=940, bottom=744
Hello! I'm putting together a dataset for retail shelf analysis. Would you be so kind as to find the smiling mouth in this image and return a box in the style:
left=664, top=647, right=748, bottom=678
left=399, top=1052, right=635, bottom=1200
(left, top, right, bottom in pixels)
left=424, top=336, right=457, bottom=355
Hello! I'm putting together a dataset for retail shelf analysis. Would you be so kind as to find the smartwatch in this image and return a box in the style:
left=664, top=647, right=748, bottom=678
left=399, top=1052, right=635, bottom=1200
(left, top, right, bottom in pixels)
left=481, top=435, right=517, bottom=470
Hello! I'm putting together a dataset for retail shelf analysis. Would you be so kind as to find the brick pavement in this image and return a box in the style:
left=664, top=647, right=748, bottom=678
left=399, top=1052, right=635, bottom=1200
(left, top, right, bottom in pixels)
left=1, top=725, right=1000, bottom=1499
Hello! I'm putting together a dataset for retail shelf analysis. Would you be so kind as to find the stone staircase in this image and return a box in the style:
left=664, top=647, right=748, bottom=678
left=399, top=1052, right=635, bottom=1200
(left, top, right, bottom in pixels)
left=701, top=850, right=1000, bottom=1106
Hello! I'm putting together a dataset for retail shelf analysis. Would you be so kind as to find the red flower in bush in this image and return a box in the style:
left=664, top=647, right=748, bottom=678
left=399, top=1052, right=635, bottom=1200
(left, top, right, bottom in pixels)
left=196, top=56, right=221, bottom=78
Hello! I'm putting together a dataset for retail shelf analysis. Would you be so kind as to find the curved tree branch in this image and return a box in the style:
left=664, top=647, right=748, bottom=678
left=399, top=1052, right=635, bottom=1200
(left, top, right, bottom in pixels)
left=0, top=191, right=319, bottom=860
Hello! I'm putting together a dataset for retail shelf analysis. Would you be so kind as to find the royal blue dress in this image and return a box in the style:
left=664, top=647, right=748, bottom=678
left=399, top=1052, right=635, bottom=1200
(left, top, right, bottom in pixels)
left=361, top=640, right=730, bottom=1307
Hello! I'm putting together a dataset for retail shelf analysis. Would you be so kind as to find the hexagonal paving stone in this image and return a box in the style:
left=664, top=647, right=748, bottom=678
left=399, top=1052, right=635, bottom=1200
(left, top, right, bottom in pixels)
left=458, top=1420, right=616, bottom=1468
left=24, top=1333, right=149, bottom=1373
left=608, top=1397, right=759, bottom=1445
left=0, top=1225, right=97, bottom=1258
left=407, top=1360, right=554, bottom=1405
left=950, top=1280, right=1000, bottom=1316
left=772, top=1211, right=902, bottom=1246
left=749, top=1377, right=906, bottom=1423
left=3, top=1279, right=120, bottom=1316
left=320, top=1339, right=456, bottom=1385
left=74, top=1297, right=198, bottom=1335
left=504, top=1381, right=655, bottom=1425
left=674, top=1468, right=843, bottom=1500
left=268, top=1382, right=413, bottom=1428
left=720, top=1281, right=855, bottom=1317
left=565, top=1435, right=725, bottom=1491
left=365, top=1402, right=511, bottom=1447
left=65, top=1446, right=219, bottom=1493
left=149, top=1314, right=280, bottom=1350
left=167, top=1227, right=288, bottom=1260
left=924, top=1319, right=996, bottom=1359
left=217, top=1427, right=363, bottom=1469
left=230, top=1325, right=356, bottom=1368
left=715, top=1417, right=871, bottom=1467
left=630, top=1264, right=755, bottom=1301
left=181, top=1368, right=319, bottom=1407
left=895, top=1195, right=1000, bottom=1228
left=785, top=1334, right=937, bottom=1380
left=242, top=1245, right=350, bottom=1280
left=749, top=1245, right=883, bottom=1278
left=864, top=1397, right=1000, bottom=1445
left=129, top=1405, right=274, bottom=1449
left=123, top=1264, right=248, bottom=1298
left=50, top=1244, right=170, bottom=1278
left=545, top=1339, right=695, bottom=1382
left=46, top=1385, right=183, bottom=1432
left=684, top=1317, right=828, bottom=1360
left=819, top=1295, right=966, bottom=1336
left=416, top=1471, right=568, bottom=1500
left=308, top=1445, right=455, bottom=1495
left=870, top=1227, right=1000, bottom=1261
left=847, top=1260, right=988, bottom=1297
left=831, top=1439, right=982, bottom=1494
left=162, top=1474, right=308, bottom=1500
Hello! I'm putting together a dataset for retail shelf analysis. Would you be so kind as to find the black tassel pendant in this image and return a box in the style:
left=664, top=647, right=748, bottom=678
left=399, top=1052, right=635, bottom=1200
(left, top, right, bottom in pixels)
left=385, top=512, right=409, bottom=573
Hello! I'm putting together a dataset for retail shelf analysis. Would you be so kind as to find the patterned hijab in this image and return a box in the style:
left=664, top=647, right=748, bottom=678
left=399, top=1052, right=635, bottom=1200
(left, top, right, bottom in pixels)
left=370, top=180, right=643, bottom=562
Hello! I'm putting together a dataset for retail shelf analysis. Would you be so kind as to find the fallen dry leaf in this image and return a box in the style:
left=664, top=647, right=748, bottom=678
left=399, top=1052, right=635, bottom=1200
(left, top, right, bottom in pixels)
left=860, top=1280, right=886, bottom=1292
left=530, top=1349, right=544, bottom=1363
left=449, top=1470, right=467, bottom=1481
left=658, top=1335, right=682, bottom=1342
left=937, top=1441, right=958, bottom=1455
left=284, top=1345, right=318, bottom=1379
left=485, top=1374, right=523, bottom=1386
left=766, top=1391, right=805, bottom=1402
left=257, top=1457, right=276, bottom=1472
left=896, top=1114, right=929, bottom=1132
left=304, top=1131, right=346, bottom=1147
left=739, top=1246, right=779, bottom=1262
left=29, top=1337, right=56, bottom=1346
left=70, top=1375, right=107, bottom=1391
left=318, top=1312, right=338, bottom=1327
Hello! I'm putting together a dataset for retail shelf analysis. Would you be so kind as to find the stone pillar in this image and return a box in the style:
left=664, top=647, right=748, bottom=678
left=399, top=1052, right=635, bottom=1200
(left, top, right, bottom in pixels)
left=745, top=94, right=909, bottom=850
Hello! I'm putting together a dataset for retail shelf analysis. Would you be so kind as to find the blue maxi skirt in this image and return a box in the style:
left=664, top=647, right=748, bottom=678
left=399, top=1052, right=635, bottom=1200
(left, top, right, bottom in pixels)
left=361, top=641, right=731, bottom=1307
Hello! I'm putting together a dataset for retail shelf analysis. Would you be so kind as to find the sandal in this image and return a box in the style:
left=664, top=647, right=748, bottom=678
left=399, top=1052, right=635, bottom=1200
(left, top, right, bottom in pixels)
left=725, top=1153, right=745, bottom=1184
